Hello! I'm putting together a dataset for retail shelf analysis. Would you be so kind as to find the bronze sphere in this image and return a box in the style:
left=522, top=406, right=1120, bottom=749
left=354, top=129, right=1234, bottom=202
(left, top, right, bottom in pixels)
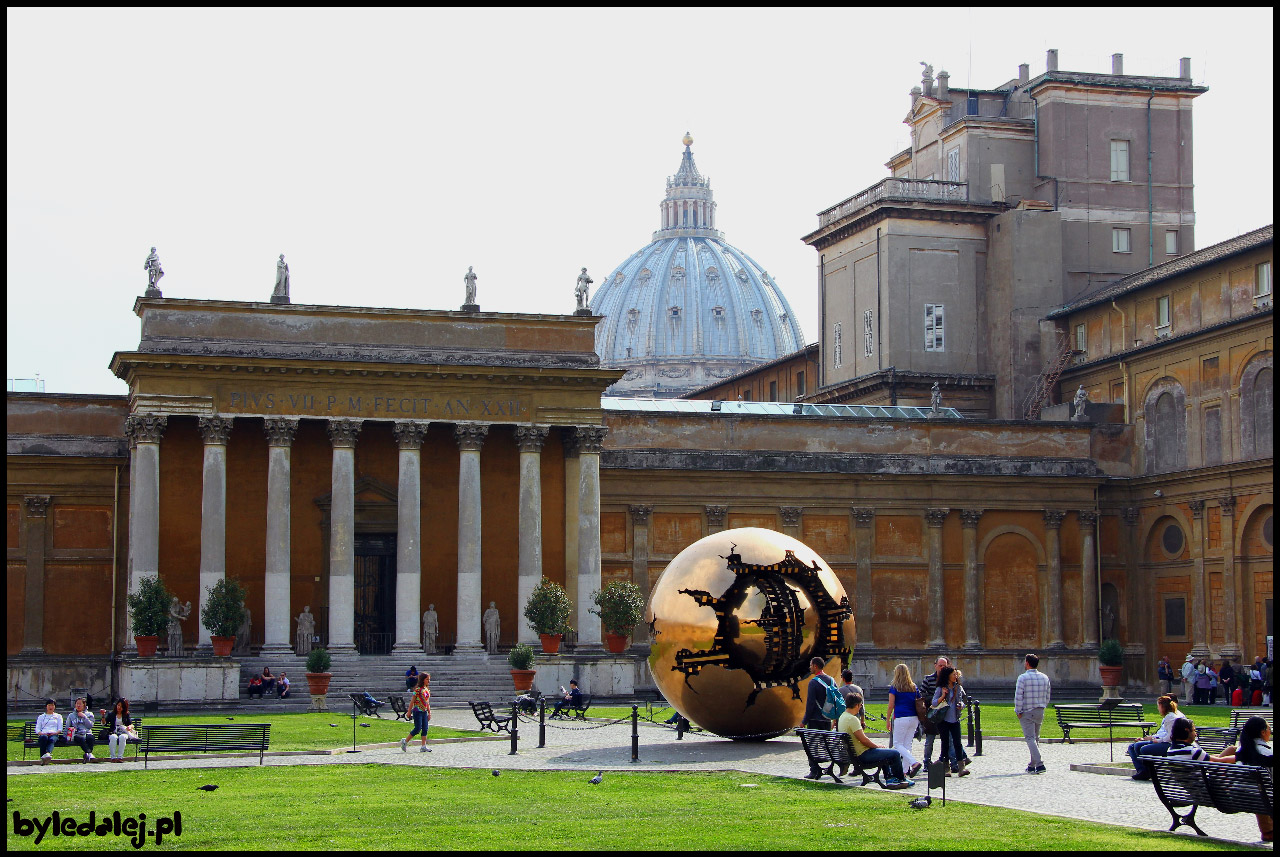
left=645, top=527, right=854, bottom=739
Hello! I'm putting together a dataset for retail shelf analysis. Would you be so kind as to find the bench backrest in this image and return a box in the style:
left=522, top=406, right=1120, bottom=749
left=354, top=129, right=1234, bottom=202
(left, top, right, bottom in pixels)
left=470, top=702, right=495, bottom=718
left=796, top=728, right=854, bottom=764
left=138, top=723, right=270, bottom=753
left=1193, top=727, right=1239, bottom=754
left=1145, top=757, right=1274, bottom=816
left=1230, top=708, right=1274, bottom=730
left=20, top=719, right=144, bottom=743
left=1053, top=703, right=1147, bottom=722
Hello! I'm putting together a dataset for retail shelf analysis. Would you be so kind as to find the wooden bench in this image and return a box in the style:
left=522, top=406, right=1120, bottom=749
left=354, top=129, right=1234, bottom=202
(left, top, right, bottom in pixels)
left=514, top=689, right=543, bottom=715
left=1142, top=756, right=1273, bottom=836
left=1230, top=708, right=1274, bottom=731
left=1192, top=726, right=1239, bottom=755
left=388, top=695, right=409, bottom=721
left=550, top=693, right=593, bottom=720
left=1052, top=703, right=1155, bottom=743
left=137, top=723, right=270, bottom=769
left=13, top=719, right=145, bottom=761
left=469, top=701, right=513, bottom=734
left=348, top=693, right=387, bottom=718
left=795, top=729, right=892, bottom=788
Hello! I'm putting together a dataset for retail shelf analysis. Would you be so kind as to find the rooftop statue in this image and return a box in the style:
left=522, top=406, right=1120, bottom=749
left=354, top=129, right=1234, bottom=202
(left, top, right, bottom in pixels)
left=575, top=267, right=593, bottom=312
left=463, top=266, right=478, bottom=307
left=144, top=247, right=164, bottom=296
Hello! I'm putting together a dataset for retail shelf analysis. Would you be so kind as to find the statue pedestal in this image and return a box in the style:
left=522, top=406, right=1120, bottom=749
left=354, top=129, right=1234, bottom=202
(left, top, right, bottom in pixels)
left=144, top=287, right=163, bottom=298
left=460, top=303, right=480, bottom=313
left=1099, top=686, right=1124, bottom=702
left=573, top=308, right=593, bottom=317
left=269, top=294, right=291, bottom=305
left=308, top=693, right=329, bottom=712
left=118, top=658, right=240, bottom=704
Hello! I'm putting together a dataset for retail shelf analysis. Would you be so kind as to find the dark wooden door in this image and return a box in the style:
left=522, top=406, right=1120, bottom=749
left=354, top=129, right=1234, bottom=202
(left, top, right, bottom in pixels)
left=354, top=535, right=396, bottom=655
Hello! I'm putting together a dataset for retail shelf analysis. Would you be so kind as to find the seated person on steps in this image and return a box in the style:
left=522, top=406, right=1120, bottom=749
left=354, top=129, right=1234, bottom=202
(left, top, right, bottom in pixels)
left=260, top=666, right=276, bottom=696
left=247, top=675, right=264, bottom=698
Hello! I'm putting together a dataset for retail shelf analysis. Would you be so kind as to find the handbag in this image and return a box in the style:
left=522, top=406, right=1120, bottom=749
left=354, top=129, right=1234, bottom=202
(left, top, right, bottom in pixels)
left=927, top=695, right=951, bottom=725
left=914, top=697, right=929, bottom=721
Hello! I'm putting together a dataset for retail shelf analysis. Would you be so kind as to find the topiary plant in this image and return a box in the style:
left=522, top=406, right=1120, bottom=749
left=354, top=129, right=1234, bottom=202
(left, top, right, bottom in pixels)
left=1098, top=638, right=1125, bottom=667
left=127, top=574, right=172, bottom=637
left=507, top=643, right=535, bottom=671
left=590, top=580, right=646, bottom=636
left=306, top=646, right=331, bottom=674
left=200, top=577, right=247, bottom=639
left=524, top=577, right=574, bottom=636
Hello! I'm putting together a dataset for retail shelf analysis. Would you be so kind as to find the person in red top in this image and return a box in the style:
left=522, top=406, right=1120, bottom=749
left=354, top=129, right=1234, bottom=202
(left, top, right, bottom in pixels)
left=400, top=673, right=432, bottom=753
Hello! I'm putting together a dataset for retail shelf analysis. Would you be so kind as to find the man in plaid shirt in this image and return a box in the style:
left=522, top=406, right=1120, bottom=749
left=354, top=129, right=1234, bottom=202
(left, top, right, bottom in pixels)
left=1015, top=653, right=1051, bottom=774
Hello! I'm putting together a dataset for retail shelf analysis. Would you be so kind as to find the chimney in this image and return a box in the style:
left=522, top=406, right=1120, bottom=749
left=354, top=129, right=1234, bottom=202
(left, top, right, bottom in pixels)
left=1046, top=49, right=1059, bottom=72
left=937, top=69, right=950, bottom=101
left=1179, top=57, right=1192, bottom=79
left=1112, top=53, right=1124, bottom=75
left=1018, top=63, right=1030, bottom=84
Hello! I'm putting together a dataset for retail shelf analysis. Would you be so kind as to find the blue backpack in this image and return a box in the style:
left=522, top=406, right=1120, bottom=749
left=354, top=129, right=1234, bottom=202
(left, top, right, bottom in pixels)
left=817, top=675, right=846, bottom=720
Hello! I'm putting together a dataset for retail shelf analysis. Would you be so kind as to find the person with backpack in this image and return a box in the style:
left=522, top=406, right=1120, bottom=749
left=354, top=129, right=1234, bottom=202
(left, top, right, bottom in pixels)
left=802, top=656, right=840, bottom=780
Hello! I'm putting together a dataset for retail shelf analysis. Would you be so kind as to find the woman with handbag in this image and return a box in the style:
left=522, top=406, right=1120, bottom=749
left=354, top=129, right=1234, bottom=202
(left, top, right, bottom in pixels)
left=400, top=672, right=432, bottom=753
left=930, top=666, right=971, bottom=776
left=103, top=698, right=135, bottom=763
left=886, top=663, right=923, bottom=779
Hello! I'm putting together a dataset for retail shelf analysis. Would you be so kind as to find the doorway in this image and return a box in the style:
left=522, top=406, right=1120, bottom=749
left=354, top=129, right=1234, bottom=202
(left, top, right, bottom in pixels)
left=354, top=534, right=396, bottom=655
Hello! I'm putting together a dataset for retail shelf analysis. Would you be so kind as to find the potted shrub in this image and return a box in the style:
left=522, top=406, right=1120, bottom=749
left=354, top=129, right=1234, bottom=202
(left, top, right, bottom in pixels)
left=591, top=580, right=646, bottom=654
left=508, top=643, right=536, bottom=692
left=305, top=646, right=333, bottom=698
left=524, top=577, right=573, bottom=654
left=1098, top=638, right=1124, bottom=687
left=200, top=577, right=247, bottom=657
left=126, top=574, right=171, bottom=657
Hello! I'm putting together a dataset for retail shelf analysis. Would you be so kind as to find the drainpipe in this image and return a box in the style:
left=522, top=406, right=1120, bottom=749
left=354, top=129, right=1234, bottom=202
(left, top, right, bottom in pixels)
left=876, top=228, right=883, bottom=371
left=819, top=254, right=826, bottom=389
left=1147, top=88, right=1155, bottom=267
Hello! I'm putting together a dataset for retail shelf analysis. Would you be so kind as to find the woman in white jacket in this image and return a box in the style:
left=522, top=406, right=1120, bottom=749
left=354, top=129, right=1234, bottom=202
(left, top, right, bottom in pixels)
left=1126, top=694, right=1186, bottom=780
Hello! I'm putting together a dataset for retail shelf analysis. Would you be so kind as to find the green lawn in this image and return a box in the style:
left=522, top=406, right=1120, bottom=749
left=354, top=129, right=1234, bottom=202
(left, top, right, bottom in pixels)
left=8, top=712, right=482, bottom=761
left=5, top=766, right=1256, bottom=851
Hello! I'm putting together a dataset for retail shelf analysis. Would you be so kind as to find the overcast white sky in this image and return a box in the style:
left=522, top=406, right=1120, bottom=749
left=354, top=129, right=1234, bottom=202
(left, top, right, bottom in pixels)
left=7, top=8, right=1273, bottom=395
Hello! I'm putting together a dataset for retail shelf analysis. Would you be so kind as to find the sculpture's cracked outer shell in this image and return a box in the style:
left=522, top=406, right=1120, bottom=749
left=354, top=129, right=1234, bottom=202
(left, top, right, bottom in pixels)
left=645, top=528, right=854, bottom=739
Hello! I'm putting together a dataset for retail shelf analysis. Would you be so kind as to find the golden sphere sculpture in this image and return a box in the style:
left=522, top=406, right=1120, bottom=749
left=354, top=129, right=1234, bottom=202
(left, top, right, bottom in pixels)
left=645, top=528, right=854, bottom=739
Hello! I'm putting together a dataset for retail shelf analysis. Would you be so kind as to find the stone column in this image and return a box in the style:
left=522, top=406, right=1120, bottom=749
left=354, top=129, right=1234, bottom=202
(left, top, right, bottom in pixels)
left=851, top=507, right=874, bottom=647
left=779, top=506, right=802, bottom=539
left=196, top=416, right=234, bottom=651
left=960, top=509, right=983, bottom=650
left=516, top=425, right=549, bottom=645
left=1044, top=510, right=1066, bottom=649
left=925, top=508, right=949, bottom=649
left=327, top=419, right=362, bottom=654
left=1219, top=496, right=1242, bottom=659
left=261, top=418, right=298, bottom=656
left=629, top=504, right=653, bottom=645
left=393, top=420, right=429, bottom=653
left=455, top=423, right=488, bottom=654
left=1079, top=510, right=1100, bottom=647
left=21, top=495, right=52, bottom=653
left=1188, top=499, right=1210, bottom=657
left=575, top=425, right=608, bottom=650
left=562, top=431, right=580, bottom=612
left=125, top=414, right=167, bottom=598
left=705, top=505, right=728, bottom=534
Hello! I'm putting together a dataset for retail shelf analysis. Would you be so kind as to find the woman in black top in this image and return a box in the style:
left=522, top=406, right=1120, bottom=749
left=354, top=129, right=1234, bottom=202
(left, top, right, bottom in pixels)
left=104, top=698, right=133, bottom=763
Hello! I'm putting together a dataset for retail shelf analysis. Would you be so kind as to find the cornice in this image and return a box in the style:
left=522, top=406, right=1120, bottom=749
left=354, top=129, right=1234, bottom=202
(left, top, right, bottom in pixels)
left=803, top=200, right=1003, bottom=250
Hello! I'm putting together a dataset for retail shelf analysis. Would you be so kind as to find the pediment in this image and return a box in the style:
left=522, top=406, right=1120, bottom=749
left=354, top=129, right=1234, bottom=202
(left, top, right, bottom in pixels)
left=314, top=474, right=398, bottom=510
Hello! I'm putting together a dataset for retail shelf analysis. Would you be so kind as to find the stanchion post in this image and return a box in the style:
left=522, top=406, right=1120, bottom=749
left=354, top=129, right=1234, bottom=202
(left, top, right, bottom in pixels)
left=509, top=702, right=518, bottom=756
left=677, top=715, right=685, bottom=740
left=538, top=697, right=546, bottom=749
left=966, top=699, right=974, bottom=749
left=974, top=699, right=983, bottom=757
left=631, top=704, right=639, bottom=763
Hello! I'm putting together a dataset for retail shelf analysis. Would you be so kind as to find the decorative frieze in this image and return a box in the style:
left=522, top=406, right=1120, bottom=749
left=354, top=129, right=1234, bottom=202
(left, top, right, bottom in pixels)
left=197, top=415, right=234, bottom=445
left=264, top=417, right=300, bottom=447
left=515, top=425, right=549, bottom=452
left=393, top=420, right=429, bottom=450
left=124, top=413, right=168, bottom=446
left=327, top=419, right=363, bottom=448
left=453, top=422, right=488, bottom=451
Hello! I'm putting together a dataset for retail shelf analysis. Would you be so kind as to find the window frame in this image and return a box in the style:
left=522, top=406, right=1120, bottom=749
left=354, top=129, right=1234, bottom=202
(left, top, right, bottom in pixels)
left=1075, top=323, right=1087, bottom=353
left=832, top=322, right=842, bottom=369
left=1165, top=230, right=1179, bottom=256
left=1155, top=295, right=1172, bottom=335
left=1110, top=139, right=1130, bottom=182
left=1112, top=227, right=1132, bottom=254
left=1257, top=261, right=1272, bottom=298
left=1161, top=594, right=1188, bottom=641
left=924, top=304, right=945, bottom=352
left=863, top=309, right=874, bottom=357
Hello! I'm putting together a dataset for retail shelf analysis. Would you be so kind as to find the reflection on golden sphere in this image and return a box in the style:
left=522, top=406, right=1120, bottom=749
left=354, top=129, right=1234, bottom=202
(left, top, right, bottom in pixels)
left=682, top=132, right=694, bottom=147
left=645, top=528, right=854, bottom=740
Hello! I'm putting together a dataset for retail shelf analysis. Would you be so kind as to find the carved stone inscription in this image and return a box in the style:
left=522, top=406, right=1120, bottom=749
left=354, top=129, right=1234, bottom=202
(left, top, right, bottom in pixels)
left=219, top=386, right=528, bottom=419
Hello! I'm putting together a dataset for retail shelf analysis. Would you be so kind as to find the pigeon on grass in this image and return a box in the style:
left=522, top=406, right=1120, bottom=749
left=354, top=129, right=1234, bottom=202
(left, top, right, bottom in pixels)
left=492, top=770, right=501, bottom=777
left=196, top=785, right=219, bottom=792
left=589, top=772, right=603, bottom=785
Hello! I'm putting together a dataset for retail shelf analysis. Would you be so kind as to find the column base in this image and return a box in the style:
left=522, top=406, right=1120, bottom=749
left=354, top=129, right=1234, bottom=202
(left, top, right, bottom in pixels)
left=961, top=641, right=982, bottom=650
left=1217, top=644, right=1243, bottom=660
left=573, top=643, right=605, bottom=655
left=452, top=644, right=487, bottom=657
left=259, top=644, right=296, bottom=658
left=392, top=644, right=425, bottom=655
left=326, top=644, right=358, bottom=656
left=1189, top=644, right=1212, bottom=658
left=1046, top=640, right=1066, bottom=650
left=926, top=639, right=946, bottom=649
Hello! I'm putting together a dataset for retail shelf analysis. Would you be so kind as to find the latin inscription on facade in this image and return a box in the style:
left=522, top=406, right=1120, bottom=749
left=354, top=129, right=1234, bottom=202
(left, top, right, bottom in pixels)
left=220, top=388, right=527, bottom=420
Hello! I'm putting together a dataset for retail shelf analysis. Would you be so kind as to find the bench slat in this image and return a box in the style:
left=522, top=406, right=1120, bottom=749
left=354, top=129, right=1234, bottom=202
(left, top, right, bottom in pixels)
left=1143, top=756, right=1273, bottom=836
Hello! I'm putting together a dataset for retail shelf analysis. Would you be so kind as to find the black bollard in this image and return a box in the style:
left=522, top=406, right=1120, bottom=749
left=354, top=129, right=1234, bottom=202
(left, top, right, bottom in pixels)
left=509, top=702, right=518, bottom=755
left=966, top=699, right=974, bottom=749
left=974, top=699, right=983, bottom=757
left=676, top=714, right=686, bottom=740
left=538, top=697, right=546, bottom=749
left=631, top=704, right=640, bottom=762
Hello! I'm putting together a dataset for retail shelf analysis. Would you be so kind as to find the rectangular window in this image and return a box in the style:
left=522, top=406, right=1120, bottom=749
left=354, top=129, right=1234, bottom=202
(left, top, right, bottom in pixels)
left=1112, top=228, right=1131, bottom=253
left=833, top=322, right=842, bottom=369
left=1165, top=230, right=1179, bottom=255
left=1110, top=140, right=1130, bottom=182
left=863, top=310, right=874, bottom=357
left=924, top=304, right=945, bottom=352
left=1163, top=596, right=1187, bottom=639
left=768, top=380, right=778, bottom=402
left=1156, top=295, right=1171, bottom=334
left=946, top=147, right=960, bottom=183
left=1257, top=261, right=1272, bottom=297
left=1075, top=323, right=1087, bottom=353
left=796, top=371, right=805, bottom=397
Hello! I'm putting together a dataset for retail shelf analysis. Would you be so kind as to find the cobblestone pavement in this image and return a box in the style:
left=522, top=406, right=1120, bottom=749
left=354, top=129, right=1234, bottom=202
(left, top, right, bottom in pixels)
left=9, top=709, right=1269, bottom=848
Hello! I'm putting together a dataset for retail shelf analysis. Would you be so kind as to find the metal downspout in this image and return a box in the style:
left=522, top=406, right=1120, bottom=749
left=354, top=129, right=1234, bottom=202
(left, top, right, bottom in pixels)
left=876, top=228, right=883, bottom=371
left=1147, top=89, right=1155, bottom=267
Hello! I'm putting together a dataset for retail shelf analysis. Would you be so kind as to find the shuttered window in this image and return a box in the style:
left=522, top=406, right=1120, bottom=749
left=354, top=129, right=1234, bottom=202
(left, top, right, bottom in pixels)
left=863, top=310, right=874, bottom=356
left=1110, top=140, right=1130, bottom=182
left=925, top=304, right=945, bottom=352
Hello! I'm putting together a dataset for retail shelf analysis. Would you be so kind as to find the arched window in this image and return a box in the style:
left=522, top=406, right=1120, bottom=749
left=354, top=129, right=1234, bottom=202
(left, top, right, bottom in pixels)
left=1240, top=353, right=1273, bottom=459
left=1143, top=379, right=1186, bottom=474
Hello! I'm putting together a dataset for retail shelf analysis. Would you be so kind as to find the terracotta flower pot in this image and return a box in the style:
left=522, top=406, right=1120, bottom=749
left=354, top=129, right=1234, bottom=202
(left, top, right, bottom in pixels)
left=604, top=632, right=629, bottom=654
left=538, top=633, right=562, bottom=654
left=305, top=672, right=332, bottom=696
left=134, top=636, right=159, bottom=658
left=1099, top=665, right=1123, bottom=687
left=211, top=636, right=235, bottom=657
left=511, top=669, right=536, bottom=693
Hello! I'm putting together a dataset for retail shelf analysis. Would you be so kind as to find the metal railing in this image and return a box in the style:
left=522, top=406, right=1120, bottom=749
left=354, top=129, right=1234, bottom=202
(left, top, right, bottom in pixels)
left=818, top=178, right=968, bottom=228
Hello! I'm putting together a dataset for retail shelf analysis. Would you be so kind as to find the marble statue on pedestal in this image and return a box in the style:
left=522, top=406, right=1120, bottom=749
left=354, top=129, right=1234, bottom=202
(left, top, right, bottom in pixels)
left=422, top=604, right=439, bottom=654
left=235, top=607, right=252, bottom=655
left=1072, top=385, right=1090, bottom=421
left=463, top=266, right=478, bottom=307
left=273, top=255, right=291, bottom=302
left=167, top=597, right=192, bottom=657
left=483, top=601, right=500, bottom=654
left=295, top=606, right=315, bottom=657
left=144, top=247, right=164, bottom=296
left=575, top=267, right=593, bottom=312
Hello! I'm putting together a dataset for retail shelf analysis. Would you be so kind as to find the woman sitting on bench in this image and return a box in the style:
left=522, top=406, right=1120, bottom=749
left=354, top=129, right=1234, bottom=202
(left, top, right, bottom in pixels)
left=1127, top=694, right=1186, bottom=780
left=1209, top=716, right=1273, bottom=842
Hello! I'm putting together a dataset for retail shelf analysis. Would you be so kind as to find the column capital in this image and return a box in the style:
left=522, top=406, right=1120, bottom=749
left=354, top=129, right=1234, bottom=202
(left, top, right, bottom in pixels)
left=264, top=417, right=300, bottom=447
left=1188, top=498, right=1206, bottom=518
left=1219, top=495, right=1236, bottom=516
left=515, top=424, right=550, bottom=452
left=705, top=505, right=728, bottom=528
left=960, top=509, right=984, bottom=529
left=574, top=425, right=608, bottom=454
left=198, top=414, right=234, bottom=445
left=327, top=418, right=362, bottom=448
left=454, top=422, right=489, bottom=450
left=393, top=420, right=430, bottom=450
left=1122, top=506, right=1141, bottom=527
left=629, top=504, right=653, bottom=525
left=851, top=506, right=875, bottom=527
left=1078, top=509, right=1100, bottom=526
left=124, top=413, right=168, bottom=446
left=779, top=506, right=803, bottom=527
left=24, top=495, right=52, bottom=518
left=925, top=507, right=950, bottom=528
left=1044, top=509, right=1067, bottom=529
